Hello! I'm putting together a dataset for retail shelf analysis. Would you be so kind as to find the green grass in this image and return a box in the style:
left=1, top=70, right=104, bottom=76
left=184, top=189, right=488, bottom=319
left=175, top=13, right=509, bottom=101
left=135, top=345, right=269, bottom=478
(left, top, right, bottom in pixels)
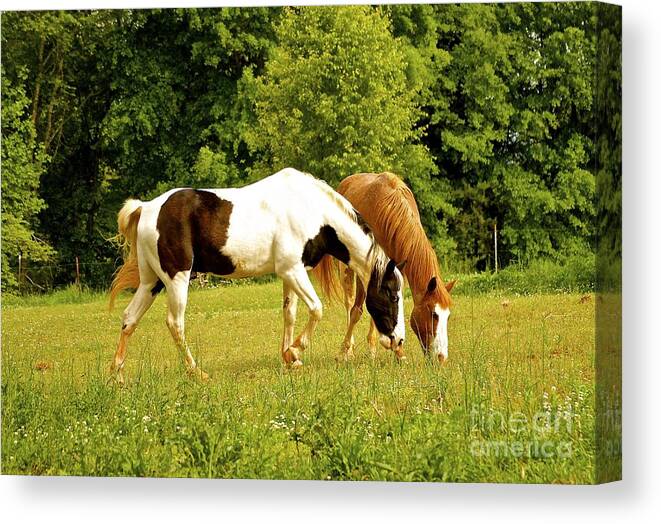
left=1, top=284, right=103, bottom=307
left=1, top=281, right=596, bottom=482
left=452, top=255, right=596, bottom=295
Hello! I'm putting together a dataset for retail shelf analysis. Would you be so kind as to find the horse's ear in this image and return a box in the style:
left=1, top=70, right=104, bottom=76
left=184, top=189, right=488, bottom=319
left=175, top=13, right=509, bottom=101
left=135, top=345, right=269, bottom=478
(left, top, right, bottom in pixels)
left=384, top=259, right=397, bottom=275
left=445, top=279, right=457, bottom=293
left=426, top=276, right=437, bottom=295
left=396, top=260, right=407, bottom=272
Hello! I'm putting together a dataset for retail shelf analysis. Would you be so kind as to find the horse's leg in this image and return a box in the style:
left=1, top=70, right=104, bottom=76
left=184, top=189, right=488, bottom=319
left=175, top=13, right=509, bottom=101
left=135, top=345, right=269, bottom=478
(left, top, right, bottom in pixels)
left=343, top=266, right=356, bottom=322
left=280, top=282, right=299, bottom=357
left=111, top=281, right=158, bottom=384
left=338, top=278, right=366, bottom=362
left=338, top=267, right=356, bottom=357
left=281, top=266, right=322, bottom=367
left=165, top=270, right=208, bottom=381
left=367, top=319, right=379, bottom=359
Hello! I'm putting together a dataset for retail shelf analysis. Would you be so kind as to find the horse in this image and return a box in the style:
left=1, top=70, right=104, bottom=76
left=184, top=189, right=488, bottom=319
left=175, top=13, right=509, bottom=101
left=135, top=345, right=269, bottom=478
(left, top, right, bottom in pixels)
left=108, top=168, right=406, bottom=383
left=313, top=172, right=455, bottom=363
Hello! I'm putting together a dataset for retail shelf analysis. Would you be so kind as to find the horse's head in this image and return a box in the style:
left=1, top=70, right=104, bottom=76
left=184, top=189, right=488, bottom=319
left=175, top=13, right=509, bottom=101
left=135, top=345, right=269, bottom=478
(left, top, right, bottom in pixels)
left=366, top=259, right=406, bottom=355
left=410, top=277, right=456, bottom=364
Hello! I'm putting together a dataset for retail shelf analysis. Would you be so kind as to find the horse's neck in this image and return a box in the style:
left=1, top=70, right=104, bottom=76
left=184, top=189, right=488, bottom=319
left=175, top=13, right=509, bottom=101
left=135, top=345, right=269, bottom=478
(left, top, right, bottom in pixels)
left=403, top=243, right=441, bottom=303
left=329, top=215, right=374, bottom=285
left=407, top=270, right=429, bottom=304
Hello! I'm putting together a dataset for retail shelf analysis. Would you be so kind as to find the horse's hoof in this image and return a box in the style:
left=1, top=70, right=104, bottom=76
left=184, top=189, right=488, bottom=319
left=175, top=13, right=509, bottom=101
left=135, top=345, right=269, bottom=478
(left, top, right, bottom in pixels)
left=335, top=351, right=354, bottom=363
left=109, top=374, right=125, bottom=386
left=283, top=346, right=302, bottom=365
left=188, top=368, right=210, bottom=382
left=108, top=365, right=126, bottom=386
left=289, top=359, right=303, bottom=369
left=108, top=375, right=125, bottom=387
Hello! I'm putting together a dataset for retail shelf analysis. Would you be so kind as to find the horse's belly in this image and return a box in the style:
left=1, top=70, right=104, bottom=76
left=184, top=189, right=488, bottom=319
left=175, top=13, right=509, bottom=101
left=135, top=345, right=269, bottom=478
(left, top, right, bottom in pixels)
left=222, top=256, right=274, bottom=279
left=218, top=240, right=275, bottom=279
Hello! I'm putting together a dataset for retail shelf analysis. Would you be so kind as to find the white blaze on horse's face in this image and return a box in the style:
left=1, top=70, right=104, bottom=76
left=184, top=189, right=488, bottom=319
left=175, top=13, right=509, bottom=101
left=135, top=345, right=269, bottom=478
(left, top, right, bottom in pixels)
left=430, top=305, right=450, bottom=363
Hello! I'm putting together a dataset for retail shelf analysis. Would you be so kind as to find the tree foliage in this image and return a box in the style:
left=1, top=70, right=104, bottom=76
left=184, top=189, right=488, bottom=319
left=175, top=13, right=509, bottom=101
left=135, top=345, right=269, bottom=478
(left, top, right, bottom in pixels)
left=0, top=4, right=620, bottom=290
left=244, top=7, right=434, bottom=182
left=1, top=70, right=54, bottom=290
left=401, top=2, right=598, bottom=268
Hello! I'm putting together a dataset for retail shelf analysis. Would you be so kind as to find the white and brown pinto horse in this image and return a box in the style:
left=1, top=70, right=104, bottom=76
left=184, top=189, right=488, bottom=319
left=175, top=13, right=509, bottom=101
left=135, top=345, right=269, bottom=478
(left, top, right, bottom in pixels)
left=109, top=168, right=405, bottom=382
left=314, top=172, right=455, bottom=363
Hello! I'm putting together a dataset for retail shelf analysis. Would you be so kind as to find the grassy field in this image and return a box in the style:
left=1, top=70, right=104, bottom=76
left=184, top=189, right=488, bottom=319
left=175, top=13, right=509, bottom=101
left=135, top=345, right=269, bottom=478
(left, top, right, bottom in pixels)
left=1, top=281, right=596, bottom=482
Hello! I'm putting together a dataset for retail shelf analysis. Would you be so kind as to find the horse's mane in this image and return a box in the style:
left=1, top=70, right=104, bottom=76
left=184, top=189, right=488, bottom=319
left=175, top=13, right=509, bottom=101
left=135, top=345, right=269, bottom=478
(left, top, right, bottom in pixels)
left=363, top=173, right=451, bottom=308
left=306, top=172, right=365, bottom=229
left=306, top=173, right=389, bottom=300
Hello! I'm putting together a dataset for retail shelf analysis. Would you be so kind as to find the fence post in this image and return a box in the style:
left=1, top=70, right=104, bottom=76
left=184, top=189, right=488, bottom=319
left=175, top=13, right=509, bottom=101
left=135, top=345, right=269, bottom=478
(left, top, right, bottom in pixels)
left=18, top=250, right=22, bottom=292
left=493, top=223, right=498, bottom=273
left=75, top=256, right=81, bottom=290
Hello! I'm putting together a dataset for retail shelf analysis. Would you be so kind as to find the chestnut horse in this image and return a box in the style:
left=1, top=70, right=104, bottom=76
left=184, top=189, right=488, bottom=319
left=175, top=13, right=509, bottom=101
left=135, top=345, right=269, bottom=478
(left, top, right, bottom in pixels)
left=314, top=172, right=454, bottom=363
left=109, top=168, right=405, bottom=383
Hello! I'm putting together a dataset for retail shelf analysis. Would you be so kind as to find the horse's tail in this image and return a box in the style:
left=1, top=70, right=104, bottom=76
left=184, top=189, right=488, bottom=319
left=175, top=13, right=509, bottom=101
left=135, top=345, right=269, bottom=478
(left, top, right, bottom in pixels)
left=109, top=199, right=143, bottom=311
left=311, top=255, right=344, bottom=303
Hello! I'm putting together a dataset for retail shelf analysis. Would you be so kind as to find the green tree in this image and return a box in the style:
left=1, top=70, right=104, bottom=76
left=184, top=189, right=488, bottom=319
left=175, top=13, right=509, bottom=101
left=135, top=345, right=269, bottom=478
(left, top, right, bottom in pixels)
left=594, top=3, right=621, bottom=281
left=1, top=71, right=54, bottom=290
left=3, top=10, right=124, bottom=288
left=393, top=3, right=598, bottom=268
left=244, top=6, right=436, bottom=185
left=2, top=8, right=280, bottom=289
left=100, top=7, right=279, bottom=198
left=495, top=2, right=596, bottom=262
left=0, top=5, right=616, bottom=289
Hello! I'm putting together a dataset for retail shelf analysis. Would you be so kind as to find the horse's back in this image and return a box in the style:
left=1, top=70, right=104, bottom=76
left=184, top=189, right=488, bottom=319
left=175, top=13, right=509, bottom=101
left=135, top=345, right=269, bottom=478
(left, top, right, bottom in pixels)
left=337, top=172, right=421, bottom=225
left=140, top=169, right=346, bottom=280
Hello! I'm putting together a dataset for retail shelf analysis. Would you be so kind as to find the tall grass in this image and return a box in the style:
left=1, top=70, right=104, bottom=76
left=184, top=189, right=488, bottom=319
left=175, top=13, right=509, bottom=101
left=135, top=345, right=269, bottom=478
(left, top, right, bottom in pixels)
left=1, top=284, right=103, bottom=307
left=2, top=281, right=597, bottom=482
left=451, top=255, right=595, bottom=295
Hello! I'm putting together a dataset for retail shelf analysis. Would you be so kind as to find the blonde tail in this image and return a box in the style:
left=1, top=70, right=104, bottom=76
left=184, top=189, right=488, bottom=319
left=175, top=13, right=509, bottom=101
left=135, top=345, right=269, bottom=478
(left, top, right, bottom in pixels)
left=109, top=199, right=143, bottom=310
left=310, top=255, right=344, bottom=303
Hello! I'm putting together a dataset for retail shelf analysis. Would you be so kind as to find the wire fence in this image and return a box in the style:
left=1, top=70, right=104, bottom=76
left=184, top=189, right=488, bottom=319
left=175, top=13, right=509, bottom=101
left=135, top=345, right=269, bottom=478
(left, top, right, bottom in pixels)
left=4, top=226, right=597, bottom=295
left=8, top=257, right=119, bottom=294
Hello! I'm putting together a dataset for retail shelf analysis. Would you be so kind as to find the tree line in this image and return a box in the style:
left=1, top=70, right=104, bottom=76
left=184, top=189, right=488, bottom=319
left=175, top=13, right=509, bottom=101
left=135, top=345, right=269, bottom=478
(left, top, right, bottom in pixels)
left=1, top=3, right=621, bottom=291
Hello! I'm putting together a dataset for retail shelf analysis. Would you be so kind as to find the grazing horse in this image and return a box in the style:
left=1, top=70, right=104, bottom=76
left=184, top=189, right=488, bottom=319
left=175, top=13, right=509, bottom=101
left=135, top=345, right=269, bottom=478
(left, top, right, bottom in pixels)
left=314, top=172, right=455, bottom=363
left=108, top=168, right=405, bottom=383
